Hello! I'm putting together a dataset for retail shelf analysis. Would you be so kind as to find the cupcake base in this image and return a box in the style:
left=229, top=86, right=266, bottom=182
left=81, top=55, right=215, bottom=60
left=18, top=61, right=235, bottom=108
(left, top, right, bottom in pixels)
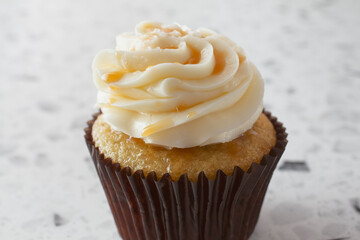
left=84, top=111, right=287, bottom=240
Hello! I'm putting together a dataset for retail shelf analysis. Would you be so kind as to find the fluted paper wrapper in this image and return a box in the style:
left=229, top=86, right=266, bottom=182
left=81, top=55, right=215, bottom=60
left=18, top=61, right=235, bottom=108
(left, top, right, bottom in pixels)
left=84, top=111, right=287, bottom=240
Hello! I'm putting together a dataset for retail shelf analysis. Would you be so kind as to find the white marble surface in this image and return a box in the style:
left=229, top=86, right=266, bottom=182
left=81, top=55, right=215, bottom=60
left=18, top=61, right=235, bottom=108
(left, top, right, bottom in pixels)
left=1, top=0, right=360, bottom=239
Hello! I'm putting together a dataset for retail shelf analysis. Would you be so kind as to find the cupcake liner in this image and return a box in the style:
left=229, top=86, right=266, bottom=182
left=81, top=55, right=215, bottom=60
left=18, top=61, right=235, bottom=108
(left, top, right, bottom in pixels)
left=84, top=111, right=287, bottom=240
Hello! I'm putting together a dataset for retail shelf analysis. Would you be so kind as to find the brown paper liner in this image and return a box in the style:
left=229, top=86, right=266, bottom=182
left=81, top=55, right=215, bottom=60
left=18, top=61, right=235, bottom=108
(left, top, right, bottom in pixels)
left=84, top=111, right=287, bottom=240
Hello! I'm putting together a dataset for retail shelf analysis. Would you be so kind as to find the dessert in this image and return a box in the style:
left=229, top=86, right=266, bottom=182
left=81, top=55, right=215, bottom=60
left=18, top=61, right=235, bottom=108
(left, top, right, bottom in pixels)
left=85, top=21, right=287, bottom=240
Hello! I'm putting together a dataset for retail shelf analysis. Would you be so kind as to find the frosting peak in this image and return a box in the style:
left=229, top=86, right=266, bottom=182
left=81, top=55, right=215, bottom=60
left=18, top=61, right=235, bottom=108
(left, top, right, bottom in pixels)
left=93, top=21, right=264, bottom=148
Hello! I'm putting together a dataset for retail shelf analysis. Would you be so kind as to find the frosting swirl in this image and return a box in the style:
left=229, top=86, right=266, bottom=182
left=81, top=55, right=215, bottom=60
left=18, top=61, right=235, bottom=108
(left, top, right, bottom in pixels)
left=93, top=21, right=264, bottom=148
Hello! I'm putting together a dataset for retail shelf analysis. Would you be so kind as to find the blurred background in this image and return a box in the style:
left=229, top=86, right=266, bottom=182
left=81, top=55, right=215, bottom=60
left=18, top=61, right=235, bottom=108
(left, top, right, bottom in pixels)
left=1, top=0, right=359, bottom=239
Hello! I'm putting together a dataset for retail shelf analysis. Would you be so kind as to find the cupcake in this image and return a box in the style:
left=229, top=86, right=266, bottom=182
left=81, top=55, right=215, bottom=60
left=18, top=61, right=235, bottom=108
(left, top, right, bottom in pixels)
left=85, top=21, right=287, bottom=240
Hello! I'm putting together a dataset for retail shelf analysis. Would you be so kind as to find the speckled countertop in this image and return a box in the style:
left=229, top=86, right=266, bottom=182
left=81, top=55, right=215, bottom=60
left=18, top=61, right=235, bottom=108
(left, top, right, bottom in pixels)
left=1, top=0, right=360, bottom=239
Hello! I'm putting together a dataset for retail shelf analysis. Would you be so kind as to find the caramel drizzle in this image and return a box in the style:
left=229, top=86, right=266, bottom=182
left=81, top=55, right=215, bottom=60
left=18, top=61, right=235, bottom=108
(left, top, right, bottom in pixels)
left=103, top=41, right=246, bottom=115
left=212, top=50, right=225, bottom=74
left=175, top=104, right=191, bottom=112
left=104, top=70, right=127, bottom=83
left=185, top=46, right=201, bottom=64
left=142, top=119, right=174, bottom=137
left=238, top=54, right=246, bottom=64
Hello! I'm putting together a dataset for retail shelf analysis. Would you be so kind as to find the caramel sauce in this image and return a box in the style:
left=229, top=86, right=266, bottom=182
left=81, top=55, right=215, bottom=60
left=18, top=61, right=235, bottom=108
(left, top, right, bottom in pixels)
left=176, top=105, right=191, bottom=112
left=104, top=71, right=127, bottom=83
left=212, top=50, right=225, bottom=74
left=238, top=54, right=246, bottom=64
left=142, top=119, right=174, bottom=137
left=160, top=46, right=178, bottom=50
left=185, top=46, right=201, bottom=64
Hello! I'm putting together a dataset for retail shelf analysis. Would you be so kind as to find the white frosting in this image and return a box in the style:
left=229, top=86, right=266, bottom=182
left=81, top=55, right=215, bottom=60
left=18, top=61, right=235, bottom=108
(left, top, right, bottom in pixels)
left=92, top=21, right=264, bottom=148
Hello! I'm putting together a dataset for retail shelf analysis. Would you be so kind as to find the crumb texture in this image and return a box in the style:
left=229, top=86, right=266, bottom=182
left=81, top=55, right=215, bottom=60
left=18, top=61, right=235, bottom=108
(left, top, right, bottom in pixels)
left=92, top=113, right=276, bottom=181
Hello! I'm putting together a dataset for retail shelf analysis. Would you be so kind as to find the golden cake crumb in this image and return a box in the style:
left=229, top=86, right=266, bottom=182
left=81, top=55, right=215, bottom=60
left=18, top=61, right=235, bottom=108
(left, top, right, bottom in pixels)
left=92, top=113, right=276, bottom=181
